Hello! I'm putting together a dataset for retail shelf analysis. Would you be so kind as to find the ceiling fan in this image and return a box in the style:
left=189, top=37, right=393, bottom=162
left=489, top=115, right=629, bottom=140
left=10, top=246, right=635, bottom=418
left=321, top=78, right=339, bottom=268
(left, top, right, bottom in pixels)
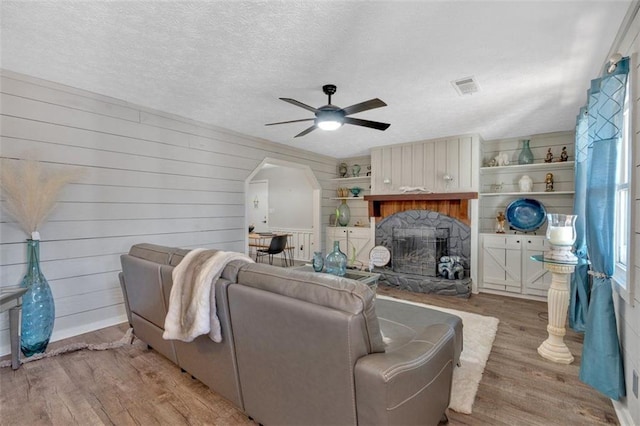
left=265, top=84, right=390, bottom=138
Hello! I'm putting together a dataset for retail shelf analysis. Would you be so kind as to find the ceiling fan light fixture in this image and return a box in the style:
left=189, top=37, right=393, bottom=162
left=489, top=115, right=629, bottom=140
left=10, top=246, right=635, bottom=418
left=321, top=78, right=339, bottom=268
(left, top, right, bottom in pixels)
left=266, top=84, right=389, bottom=137
left=317, top=119, right=343, bottom=131
left=316, top=109, right=344, bottom=131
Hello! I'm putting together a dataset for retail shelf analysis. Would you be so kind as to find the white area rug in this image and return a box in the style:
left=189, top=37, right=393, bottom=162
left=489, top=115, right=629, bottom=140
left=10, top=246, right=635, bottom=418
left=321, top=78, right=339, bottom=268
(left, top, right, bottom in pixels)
left=377, top=295, right=499, bottom=415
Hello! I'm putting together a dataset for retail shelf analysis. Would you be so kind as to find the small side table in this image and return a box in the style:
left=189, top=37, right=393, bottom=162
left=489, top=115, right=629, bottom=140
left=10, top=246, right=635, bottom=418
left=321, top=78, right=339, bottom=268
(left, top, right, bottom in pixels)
left=0, top=287, right=28, bottom=369
left=530, top=255, right=577, bottom=364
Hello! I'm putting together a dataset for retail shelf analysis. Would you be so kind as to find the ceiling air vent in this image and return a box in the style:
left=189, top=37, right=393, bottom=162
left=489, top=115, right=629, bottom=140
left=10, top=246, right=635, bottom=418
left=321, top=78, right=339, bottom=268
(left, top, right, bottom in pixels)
left=452, top=76, right=480, bottom=96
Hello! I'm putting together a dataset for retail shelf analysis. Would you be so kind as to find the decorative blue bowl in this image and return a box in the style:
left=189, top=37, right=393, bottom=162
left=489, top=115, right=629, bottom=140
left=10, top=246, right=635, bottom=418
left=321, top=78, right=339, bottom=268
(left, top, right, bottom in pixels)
left=350, top=187, right=362, bottom=197
left=506, top=198, right=547, bottom=232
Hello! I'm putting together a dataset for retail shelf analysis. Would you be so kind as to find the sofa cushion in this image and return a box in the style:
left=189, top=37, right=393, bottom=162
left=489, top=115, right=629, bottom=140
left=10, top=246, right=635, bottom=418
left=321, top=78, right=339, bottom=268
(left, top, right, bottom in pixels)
left=237, top=263, right=385, bottom=353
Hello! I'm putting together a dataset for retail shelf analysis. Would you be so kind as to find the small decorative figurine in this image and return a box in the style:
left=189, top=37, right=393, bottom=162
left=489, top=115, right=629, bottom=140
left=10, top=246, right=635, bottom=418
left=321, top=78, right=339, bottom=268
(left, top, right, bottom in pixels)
left=518, top=175, right=533, bottom=192
left=545, top=173, right=554, bottom=192
left=366, top=165, right=372, bottom=176
left=496, top=211, right=506, bottom=234
left=338, top=162, right=348, bottom=178
left=495, top=152, right=509, bottom=166
left=560, top=147, right=568, bottom=162
left=352, top=164, right=361, bottom=177
left=438, top=256, right=465, bottom=280
left=544, top=148, right=553, bottom=163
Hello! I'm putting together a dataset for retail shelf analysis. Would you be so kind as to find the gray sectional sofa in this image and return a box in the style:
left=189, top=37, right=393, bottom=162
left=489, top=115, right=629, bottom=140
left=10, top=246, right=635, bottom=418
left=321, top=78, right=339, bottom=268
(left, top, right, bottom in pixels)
left=119, top=243, right=463, bottom=426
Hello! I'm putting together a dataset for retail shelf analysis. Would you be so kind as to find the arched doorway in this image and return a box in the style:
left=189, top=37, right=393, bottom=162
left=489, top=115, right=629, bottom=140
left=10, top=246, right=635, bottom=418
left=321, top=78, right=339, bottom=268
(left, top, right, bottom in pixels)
left=245, top=158, right=322, bottom=263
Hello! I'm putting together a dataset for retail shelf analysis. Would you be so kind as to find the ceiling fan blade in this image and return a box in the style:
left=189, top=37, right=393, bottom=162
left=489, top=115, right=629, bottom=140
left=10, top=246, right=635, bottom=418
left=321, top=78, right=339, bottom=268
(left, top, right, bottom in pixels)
left=343, top=117, right=390, bottom=131
left=294, top=125, right=317, bottom=138
left=280, top=98, right=318, bottom=113
left=341, top=98, right=387, bottom=116
left=265, top=118, right=314, bottom=126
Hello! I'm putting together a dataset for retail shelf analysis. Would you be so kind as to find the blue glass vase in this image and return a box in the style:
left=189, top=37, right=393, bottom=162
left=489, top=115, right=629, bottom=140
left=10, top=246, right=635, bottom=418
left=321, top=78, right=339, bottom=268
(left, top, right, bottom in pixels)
left=518, top=139, right=534, bottom=165
left=20, top=239, right=55, bottom=357
left=312, top=251, right=324, bottom=272
left=325, top=241, right=347, bottom=277
left=336, top=200, right=350, bottom=227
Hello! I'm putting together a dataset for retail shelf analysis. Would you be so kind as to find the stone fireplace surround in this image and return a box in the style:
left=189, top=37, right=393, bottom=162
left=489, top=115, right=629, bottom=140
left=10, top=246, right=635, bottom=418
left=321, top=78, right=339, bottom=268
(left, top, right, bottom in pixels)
left=364, top=192, right=477, bottom=298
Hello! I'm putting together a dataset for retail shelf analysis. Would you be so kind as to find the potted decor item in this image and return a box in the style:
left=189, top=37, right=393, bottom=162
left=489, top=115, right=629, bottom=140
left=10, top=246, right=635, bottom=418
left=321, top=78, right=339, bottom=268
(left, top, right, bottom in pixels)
left=0, top=159, right=79, bottom=356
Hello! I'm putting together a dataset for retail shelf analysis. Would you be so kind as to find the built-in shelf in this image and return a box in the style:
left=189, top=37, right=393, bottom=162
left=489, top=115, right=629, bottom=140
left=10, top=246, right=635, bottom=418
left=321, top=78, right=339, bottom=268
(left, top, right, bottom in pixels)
left=480, top=161, right=574, bottom=174
left=330, top=176, right=371, bottom=181
left=331, top=197, right=365, bottom=200
left=480, top=191, right=575, bottom=197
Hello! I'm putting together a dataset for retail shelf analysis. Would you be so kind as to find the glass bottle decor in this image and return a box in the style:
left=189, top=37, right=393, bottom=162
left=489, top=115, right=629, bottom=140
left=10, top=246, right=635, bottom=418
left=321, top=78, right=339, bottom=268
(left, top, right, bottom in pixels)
left=336, top=200, right=350, bottom=226
left=312, top=251, right=324, bottom=272
left=325, top=241, right=347, bottom=277
left=20, top=239, right=55, bottom=357
left=518, top=139, right=534, bottom=165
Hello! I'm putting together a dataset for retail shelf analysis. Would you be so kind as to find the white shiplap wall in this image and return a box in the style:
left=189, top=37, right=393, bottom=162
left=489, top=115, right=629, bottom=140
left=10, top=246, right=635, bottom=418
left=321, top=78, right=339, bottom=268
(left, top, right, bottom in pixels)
left=612, top=7, right=640, bottom=425
left=0, top=70, right=338, bottom=356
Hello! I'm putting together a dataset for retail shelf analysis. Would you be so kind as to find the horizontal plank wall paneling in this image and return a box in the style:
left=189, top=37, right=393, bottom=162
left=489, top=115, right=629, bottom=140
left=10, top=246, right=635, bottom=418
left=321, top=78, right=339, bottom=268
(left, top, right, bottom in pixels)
left=0, top=70, right=337, bottom=355
left=611, top=10, right=640, bottom=426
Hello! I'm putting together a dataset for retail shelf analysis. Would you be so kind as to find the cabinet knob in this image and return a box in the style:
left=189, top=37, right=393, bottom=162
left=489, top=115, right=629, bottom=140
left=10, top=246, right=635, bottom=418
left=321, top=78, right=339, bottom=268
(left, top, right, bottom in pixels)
left=516, top=240, right=520, bottom=243
left=528, top=240, right=532, bottom=244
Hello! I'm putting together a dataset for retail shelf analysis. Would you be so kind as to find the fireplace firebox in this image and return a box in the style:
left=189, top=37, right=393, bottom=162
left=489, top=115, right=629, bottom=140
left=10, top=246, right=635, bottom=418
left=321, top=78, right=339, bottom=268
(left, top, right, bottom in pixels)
left=375, top=210, right=471, bottom=297
left=392, top=227, right=449, bottom=276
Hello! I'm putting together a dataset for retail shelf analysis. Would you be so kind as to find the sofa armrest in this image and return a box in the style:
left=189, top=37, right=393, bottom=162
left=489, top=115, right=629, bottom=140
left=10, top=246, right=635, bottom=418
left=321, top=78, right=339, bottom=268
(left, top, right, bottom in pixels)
left=354, top=323, right=455, bottom=426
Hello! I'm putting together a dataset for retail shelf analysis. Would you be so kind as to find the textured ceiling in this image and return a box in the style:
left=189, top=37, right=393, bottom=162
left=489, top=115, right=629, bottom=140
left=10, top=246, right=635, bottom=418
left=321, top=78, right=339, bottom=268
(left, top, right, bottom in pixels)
left=0, top=1, right=632, bottom=158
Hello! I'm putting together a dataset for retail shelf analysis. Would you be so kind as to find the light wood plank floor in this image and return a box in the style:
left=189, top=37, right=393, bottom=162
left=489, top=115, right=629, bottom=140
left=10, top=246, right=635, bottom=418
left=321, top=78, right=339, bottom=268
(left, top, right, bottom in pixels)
left=0, top=286, right=617, bottom=425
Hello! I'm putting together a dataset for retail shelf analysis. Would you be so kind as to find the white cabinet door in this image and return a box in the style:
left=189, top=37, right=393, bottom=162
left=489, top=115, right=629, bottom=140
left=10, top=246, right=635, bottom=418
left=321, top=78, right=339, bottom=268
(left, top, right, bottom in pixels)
left=522, top=236, right=551, bottom=297
left=480, top=233, right=552, bottom=299
left=480, top=235, right=522, bottom=293
left=347, top=228, right=374, bottom=267
left=326, top=227, right=348, bottom=254
left=326, top=227, right=373, bottom=268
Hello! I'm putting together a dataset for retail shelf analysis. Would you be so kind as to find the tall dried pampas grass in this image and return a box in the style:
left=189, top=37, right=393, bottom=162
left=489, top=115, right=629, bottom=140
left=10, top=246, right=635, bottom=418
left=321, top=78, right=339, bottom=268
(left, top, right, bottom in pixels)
left=0, top=159, right=81, bottom=237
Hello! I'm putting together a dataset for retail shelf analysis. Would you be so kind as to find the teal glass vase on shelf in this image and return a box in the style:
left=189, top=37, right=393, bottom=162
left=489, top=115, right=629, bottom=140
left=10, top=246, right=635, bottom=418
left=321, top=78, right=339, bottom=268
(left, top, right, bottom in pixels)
left=336, top=200, right=350, bottom=226
left=20, top=239, right=55, bottom=357
left=325, top=241, right=347, bottom=277
left=312, top=251, right=324, bottom=272
left=518, top=139, right=534, bottom=165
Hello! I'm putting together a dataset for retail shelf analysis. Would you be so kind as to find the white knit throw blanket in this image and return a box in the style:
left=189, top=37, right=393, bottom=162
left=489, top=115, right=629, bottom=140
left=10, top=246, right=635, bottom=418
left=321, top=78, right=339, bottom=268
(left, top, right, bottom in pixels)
left=163, top=250, right=253, bottom=343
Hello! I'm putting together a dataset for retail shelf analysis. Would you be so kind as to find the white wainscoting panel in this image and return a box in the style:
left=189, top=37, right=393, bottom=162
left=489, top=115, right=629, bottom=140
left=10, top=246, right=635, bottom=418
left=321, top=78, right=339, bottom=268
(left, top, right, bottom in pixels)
left=269, top=228, right=315, bottom=262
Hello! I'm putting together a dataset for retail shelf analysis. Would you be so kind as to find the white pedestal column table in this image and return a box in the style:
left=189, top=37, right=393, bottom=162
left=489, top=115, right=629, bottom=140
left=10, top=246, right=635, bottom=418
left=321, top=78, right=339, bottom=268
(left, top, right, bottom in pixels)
left=537, top=261, right=575, bottom=364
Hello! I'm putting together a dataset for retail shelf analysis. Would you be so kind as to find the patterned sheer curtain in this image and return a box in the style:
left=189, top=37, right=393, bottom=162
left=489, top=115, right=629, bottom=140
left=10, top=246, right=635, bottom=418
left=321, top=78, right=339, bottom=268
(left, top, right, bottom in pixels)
left=576, top=56, right=628, bottom=400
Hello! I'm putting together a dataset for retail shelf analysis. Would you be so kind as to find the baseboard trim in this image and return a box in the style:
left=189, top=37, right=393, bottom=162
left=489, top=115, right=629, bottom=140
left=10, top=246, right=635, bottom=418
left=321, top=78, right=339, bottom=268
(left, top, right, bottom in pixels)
left=0, top=314, right=128, bottom=357
left=611, top=399, right=634, bottom=426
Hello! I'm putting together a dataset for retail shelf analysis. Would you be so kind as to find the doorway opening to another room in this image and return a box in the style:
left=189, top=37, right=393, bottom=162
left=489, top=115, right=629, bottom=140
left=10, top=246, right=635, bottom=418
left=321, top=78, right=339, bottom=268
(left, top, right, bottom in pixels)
left=245, top=158, right=322, bottom=265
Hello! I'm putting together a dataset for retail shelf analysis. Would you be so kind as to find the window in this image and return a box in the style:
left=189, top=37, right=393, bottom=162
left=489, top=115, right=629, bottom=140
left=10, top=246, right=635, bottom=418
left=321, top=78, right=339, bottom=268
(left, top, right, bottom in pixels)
left=613, top=76, right=632, bottom=301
